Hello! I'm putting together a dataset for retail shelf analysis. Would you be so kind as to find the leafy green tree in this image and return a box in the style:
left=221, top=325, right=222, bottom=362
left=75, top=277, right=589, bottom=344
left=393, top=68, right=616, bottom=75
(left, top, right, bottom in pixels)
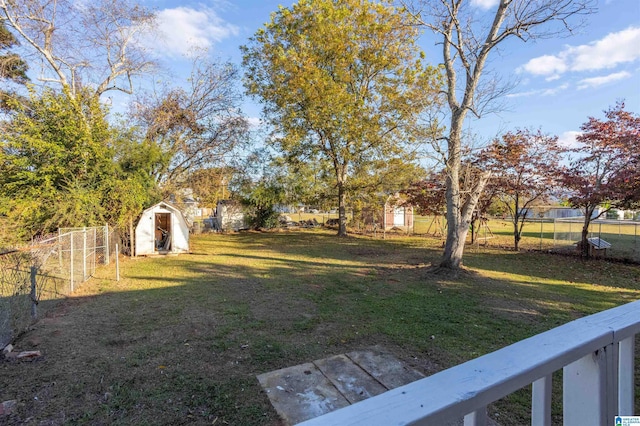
left=242, top=0, right=441, bottom=236
left=241, top=179, right=286, bottom=229
left=0, top=20, right=27, bottom=83
left=186, top=167, right=236, bottom=209
left=0, top=20, right=28, bottom=111
left=107, top=124, right=163, bottom=227
left=0, top=88, right=114, bottom=237
left=270, top=153, right=335, bottom=211
left=0, top=88, right=159, bottom=241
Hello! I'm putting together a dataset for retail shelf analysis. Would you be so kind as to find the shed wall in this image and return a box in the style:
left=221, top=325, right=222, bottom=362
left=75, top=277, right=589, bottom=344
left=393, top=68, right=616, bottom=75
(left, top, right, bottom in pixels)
left=135, top=204, right=190, bottom=255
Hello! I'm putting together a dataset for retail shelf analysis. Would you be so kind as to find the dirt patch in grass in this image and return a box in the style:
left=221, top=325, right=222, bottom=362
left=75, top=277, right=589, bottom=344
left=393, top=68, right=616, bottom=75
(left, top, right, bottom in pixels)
left=2, top=230, right=639, bottom=425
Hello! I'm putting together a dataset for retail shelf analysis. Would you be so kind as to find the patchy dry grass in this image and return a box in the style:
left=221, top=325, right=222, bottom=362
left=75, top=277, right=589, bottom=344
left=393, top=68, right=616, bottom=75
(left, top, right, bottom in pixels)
left=1, top=229, right=639, bottom=425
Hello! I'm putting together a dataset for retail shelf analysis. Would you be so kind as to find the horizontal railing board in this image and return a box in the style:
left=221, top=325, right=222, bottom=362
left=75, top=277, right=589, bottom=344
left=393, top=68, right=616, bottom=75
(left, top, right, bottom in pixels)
left=298, top=300, right=640, bottom=426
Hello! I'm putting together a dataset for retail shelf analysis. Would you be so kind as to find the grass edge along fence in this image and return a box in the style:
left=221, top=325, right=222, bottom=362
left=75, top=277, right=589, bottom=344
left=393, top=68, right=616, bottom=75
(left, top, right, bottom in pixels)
left=0, top=225, right=117, bottom=348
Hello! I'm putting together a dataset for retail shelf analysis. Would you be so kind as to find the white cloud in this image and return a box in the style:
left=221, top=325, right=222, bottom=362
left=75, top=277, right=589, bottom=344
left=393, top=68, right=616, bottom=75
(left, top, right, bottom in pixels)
left=577, top=71, right=631, bottom=89
left=153, top=7, right=239, bottom=57
left=246, top=117, right=263, bottom=128
left=506, top=83, right=568, bottom=98
left=471, top=0, right=499, bottom=9
left=520, top=26, right=640, bottom=78
left=570, top=27, right=640, bottom=71
left=557, top=131, right=582, bottom=149
left=521, top=54, right=567, bottom=78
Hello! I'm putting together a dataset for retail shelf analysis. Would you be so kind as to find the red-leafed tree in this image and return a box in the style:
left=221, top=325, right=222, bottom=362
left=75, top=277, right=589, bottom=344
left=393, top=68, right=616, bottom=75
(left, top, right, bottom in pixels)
left=561, top=102, right=640, bottom=258
left=480, top=129, right=563, bottom=251
left=403, top=173, right=447, bottom=217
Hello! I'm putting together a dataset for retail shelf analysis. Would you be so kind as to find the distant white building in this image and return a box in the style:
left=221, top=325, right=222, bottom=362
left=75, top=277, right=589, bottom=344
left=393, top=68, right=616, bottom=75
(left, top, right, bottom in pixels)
left=135, top=202, right=190, bottom=256
left=216, top=200, right=247, bottom=231
left=525, top=206, right=607, bottom=219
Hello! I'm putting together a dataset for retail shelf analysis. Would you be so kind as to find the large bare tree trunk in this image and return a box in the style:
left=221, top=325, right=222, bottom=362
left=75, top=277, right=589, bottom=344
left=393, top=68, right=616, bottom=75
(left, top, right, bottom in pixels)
left=440, top=153, right=490, bottom=268
left=440, top=112, right=491, bottom=268
left=441, top=120, right=464, bottom=268
left=405, top=0, right=594, bottom=270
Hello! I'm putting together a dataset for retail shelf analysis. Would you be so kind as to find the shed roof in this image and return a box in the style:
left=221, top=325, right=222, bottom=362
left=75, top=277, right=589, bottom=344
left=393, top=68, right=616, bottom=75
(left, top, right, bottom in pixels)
left=141, top=201, right=189, bottom=224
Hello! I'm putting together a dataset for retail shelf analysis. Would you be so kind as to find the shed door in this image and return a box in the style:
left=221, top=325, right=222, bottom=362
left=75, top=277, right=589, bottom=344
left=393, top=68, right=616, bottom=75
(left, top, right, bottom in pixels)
left=155, top=213, right=172, bottom=251
left=393, top=207, right=404, bottom=226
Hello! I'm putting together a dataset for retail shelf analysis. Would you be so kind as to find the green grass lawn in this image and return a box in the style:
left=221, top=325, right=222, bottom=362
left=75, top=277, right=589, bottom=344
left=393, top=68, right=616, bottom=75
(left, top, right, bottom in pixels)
left=2, top=229, right=639, bottom=425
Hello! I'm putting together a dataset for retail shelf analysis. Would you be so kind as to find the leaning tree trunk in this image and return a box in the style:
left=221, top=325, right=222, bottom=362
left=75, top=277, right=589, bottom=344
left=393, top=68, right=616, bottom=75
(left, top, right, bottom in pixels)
left=580, top=205, right=596, bottom=259
left=337, top=182, right=348, bottom=237
left=513, top=216, right=521, bottom=252
left=581, top=225, right=590, bottom=258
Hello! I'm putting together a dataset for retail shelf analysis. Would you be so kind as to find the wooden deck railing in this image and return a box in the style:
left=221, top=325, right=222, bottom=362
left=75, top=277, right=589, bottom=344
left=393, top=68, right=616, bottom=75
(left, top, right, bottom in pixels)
left=299, top=300, right=640, bottom=425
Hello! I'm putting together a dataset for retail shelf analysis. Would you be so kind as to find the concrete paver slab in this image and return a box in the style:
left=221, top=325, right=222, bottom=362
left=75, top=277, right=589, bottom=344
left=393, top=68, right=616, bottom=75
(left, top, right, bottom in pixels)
left=313, top=354, right=387, bottom=404
left=257, top=348, right=501, bottom=425
left=346, top=348, right=425, bottom=389
left=257, top=362, right=350, bottom=425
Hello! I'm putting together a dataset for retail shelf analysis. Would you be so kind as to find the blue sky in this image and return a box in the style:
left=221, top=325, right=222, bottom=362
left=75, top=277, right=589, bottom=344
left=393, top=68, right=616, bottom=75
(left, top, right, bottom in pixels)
left=144, top=0, right=640, bottom=148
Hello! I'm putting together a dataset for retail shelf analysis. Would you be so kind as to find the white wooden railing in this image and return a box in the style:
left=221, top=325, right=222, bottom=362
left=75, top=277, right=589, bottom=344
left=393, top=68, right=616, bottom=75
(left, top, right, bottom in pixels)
left=299, top=300, right=640, bottom=425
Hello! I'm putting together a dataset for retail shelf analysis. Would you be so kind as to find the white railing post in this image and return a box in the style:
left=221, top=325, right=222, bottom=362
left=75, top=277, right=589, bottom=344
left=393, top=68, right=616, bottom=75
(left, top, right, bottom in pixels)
left=464, top=408, right=487, bottom=426
left=532, top=374, right=552, bottom=426
left=563, top=345, right=615, bottom=425
left=297, top=301, right=640, bottom=426
left=618, top=336, right=635, bottom=415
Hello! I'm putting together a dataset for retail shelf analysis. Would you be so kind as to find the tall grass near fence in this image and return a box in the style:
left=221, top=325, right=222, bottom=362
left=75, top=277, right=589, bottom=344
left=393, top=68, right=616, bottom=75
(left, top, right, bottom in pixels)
left=0, top=225, right=118, bottom=348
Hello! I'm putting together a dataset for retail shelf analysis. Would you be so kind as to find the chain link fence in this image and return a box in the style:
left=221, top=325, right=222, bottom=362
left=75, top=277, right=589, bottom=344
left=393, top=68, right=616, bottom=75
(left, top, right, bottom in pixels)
left=0, top=225, right=118, bottom=348
left=412, top=215, right=640, bottom=261
left=553, top=218, right=640, bottom=261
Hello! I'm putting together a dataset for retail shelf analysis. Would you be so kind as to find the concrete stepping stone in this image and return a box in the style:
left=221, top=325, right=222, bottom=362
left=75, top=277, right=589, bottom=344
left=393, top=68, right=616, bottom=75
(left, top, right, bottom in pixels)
left=257, top=348, right=424, bottom=425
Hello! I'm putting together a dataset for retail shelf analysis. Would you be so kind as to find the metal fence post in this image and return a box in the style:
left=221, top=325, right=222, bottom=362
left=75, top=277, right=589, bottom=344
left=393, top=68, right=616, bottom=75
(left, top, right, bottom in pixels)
left=58, top=228, right=62, bottom=268
left=30, top=266, right=37, bottom=320
left=539, top=219, right=543, bottom=250
left=83, top=228, right=87, bottom=281
left=599, top=222, right=602, bottom=240
left=115, top=243, right=120, bottom=282
left=70, top=232, right=74, bottom=293
left=104, top=224, right=109, bottom=265
left=92, top=228, right=96, bottom=276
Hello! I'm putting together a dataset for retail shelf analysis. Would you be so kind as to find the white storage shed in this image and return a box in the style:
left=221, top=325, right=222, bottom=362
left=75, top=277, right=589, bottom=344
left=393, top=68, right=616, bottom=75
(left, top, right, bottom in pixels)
left=135, top=202, right=190, bottom=256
